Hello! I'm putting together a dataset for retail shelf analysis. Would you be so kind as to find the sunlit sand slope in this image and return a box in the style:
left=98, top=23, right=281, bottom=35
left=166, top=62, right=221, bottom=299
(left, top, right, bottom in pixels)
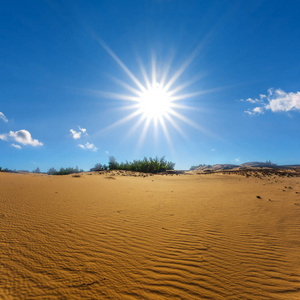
left=1, top=172, right=300, bottom=299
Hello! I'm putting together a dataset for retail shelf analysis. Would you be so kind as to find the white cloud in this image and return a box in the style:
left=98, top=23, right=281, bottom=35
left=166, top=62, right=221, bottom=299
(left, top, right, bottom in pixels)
left=105, top=150, right=109, bottom=155
left=0, top=133, right=8, bottom=141
left=234, top=158, right=240, bottom=163
left=0, top=130, right=43, bottom=147
left=0, top=112, right=8, bottom=122
left=210, top=148, right=216, bottom=152
left=12, top=143, right=22, bottom=149
left=70, top=129, right=81, bottom=139
left=70, top=126, right=87, bottom=139
left=70, top=127, right=96, bottom=151
left=248, top=98, right=258, bottom=104
left=78, top=142, right=97, bottom=151
left=243, top=88, right=300, bottom=115
left=78, top=126, right=87, bottom=133
left=245, top=106, right=264, bottom=115
left=241, top=94, right=265, bottom=104
left=9, top=130, right=43, bottom=146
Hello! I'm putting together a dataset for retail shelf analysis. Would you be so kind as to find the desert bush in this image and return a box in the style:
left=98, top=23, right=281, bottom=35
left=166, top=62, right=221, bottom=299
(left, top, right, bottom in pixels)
left=108, top=156, right=119, bottom=170
left=47, top=166, right=83, bottom=175
left=32, top=167, right=40, bottom=173
left=1, top=168, right=13, bottom=173
left=90, top=163, right=108, bottom=172
left=47, top=167, right=57, bottom=175
left=108, top=156, right=175, bottom=173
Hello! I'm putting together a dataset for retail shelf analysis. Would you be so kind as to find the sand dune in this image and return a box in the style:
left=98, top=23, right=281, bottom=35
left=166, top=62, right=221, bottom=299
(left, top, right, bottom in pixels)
left=1, top=171, right=300, bottom=299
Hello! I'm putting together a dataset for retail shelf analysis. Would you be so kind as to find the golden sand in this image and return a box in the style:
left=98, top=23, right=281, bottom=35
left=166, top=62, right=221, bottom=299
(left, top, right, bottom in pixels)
left=1, top=171, right=300, bottom=299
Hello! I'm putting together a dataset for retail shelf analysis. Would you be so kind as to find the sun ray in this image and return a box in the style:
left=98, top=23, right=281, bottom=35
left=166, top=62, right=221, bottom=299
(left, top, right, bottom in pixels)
left=125, top=114, right=147, bottom=139
left=171, top=103, right=201, bottom=111
left=159, top=52, right=175, bottom=87
left=104, top=109, right=142, bottom=131
left=169, top=91, right=207, bottom=101
left=137, top=58, right=151, bottom=89
left=107, top=75, right=143, bottom=96
left=170, top=86, right=231, bottom=101
left=168, top=108, right=202, bottom=129
left=167, top=76, right=201, bottom=96
left=164, top=113, right=187, bottom=139
left=163, top=52, right=195, bottom=91
left=83, top=89, right=141, bottom=102
left=99, top=40, right=146, bottom=92
left=151, top=53, right=157, bottom=85
left=153, top=116, right=159, bottom=142
left=118, top=103, right=141, bottom=111
left=163, top=41, right=206, bottom=92
left=138, top=117, right=152, bottom=148
left=168, top=108, right=213, bottom=136
left=158, top=116, right=173, bottom=151
left=100, top=92, right=141, bottom=102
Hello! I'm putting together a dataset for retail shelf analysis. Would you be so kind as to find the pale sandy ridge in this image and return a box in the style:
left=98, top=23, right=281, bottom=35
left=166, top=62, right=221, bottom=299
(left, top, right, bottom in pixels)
left=1, top=171, right=300, bottom=299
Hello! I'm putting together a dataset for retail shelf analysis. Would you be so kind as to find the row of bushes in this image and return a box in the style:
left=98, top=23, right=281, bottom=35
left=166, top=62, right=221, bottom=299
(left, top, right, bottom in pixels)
left=0, top=167, right=18, bottom=173
left=45, top=156, right=175, bottom=175
left=1, top=156, right=176, bottom=175
left=47, top=166, right=83, bottom=175
left=90, top=163, right=108, bottom=171
left=107, top=156, right=175, bottom=173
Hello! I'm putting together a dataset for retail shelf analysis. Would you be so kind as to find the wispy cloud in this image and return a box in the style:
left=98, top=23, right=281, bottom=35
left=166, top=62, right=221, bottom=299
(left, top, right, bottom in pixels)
left=0, top=112, right=8, bottom=122
left=78, top=126, right=87, bottom=133
left=12, top=143, right=22, bottom=149
left=241, top=94, right=266, bottom=104
left=0, top=130, right=43, bottom=147
left=78, top=142, right=98, bottom=151
left=233, top=158, right=240, bottom=163
left=243, top=88, right=300, bottom=115
left=211, top=148, right=216, bottom=152
left=70, top=126, right=97, bottom=151
left=70, top=126, right=87, bottom=139
left=0, top=133, right=8, bottom=141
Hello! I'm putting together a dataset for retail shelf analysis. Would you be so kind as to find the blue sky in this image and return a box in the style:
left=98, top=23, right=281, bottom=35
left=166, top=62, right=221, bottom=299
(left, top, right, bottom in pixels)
left=1, top=0, right=300, bottom=171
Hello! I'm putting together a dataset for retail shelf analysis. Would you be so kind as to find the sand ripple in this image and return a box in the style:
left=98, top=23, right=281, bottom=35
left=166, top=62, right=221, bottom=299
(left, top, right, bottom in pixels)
left=1, top=172, right=300, bottom=299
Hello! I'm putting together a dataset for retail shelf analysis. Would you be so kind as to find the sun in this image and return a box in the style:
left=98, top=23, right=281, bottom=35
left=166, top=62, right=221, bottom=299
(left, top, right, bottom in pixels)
left=91, top=40, right=211, bottom=148
left=137, top=82, right=172, bottom=120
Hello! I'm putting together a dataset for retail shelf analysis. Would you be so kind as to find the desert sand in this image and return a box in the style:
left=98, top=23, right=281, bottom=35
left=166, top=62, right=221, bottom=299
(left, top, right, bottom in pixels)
left=1, top=170, right=300, bottom=299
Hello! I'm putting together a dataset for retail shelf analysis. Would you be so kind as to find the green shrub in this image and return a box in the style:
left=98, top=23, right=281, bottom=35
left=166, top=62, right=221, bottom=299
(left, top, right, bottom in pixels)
left=108, top=156, right=175, bottom=173
left=47, top=166, right=83, bottom=175
left=90, top=163, right=108, bottom=171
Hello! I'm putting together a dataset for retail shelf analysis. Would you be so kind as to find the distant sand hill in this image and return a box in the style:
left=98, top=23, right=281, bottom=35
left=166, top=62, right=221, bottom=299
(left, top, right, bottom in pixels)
left=194, top=161, right=300, bottom=172
left=1, top=170, right=300, bottom=299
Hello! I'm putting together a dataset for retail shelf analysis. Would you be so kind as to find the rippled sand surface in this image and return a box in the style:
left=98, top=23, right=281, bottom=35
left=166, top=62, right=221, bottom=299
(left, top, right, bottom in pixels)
left=1, top=171, right=300, bottom=299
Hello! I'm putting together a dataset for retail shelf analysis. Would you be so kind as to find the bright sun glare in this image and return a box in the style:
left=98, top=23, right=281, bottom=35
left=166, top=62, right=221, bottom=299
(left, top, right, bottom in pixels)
left=138, top=82, right=171, bottom=120
left=92, top=40, right=211, bottom=148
